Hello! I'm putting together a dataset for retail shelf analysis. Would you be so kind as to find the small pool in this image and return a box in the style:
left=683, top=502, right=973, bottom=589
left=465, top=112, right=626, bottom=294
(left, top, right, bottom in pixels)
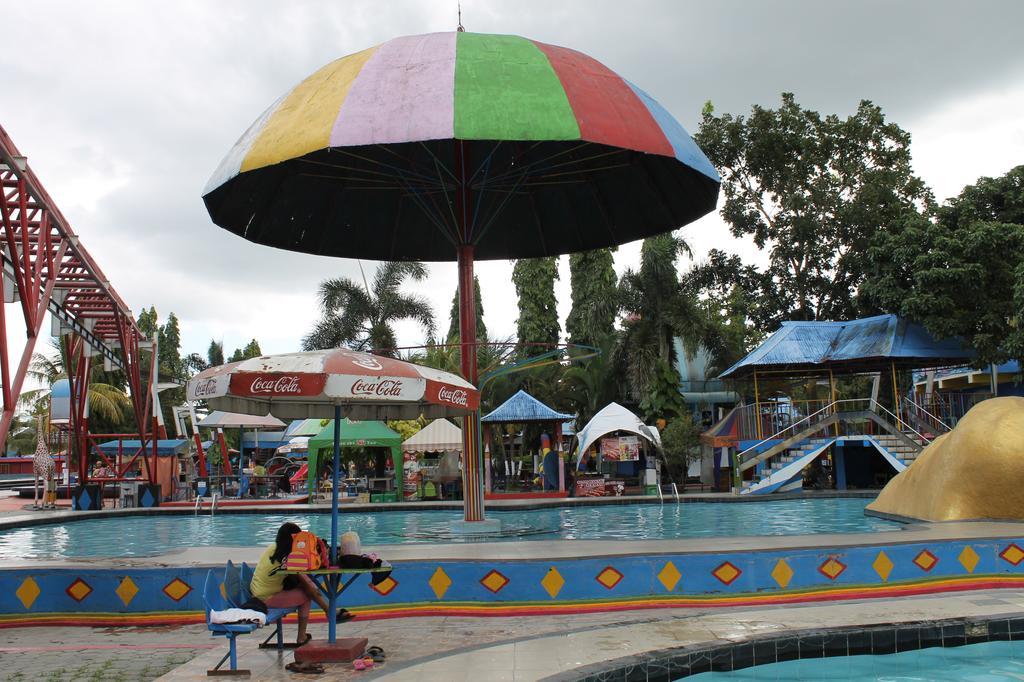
left=686, top=639, right=1024, bottom=680
left=0, top=498, right=897, bottom=560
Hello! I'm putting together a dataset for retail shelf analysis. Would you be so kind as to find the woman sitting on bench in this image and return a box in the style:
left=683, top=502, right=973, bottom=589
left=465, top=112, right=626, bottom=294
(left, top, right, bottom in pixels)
left=250, top=522, right=349, bottom=645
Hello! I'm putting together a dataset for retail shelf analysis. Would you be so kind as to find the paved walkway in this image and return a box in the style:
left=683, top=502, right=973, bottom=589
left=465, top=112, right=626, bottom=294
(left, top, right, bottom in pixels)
left=0, top=623, right=214, bottom=681
left=154, top=588, right=1024, bottom=681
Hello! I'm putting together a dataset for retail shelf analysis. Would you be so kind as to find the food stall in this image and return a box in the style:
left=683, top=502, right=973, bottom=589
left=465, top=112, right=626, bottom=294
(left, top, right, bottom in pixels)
left=572, top=402, right=662, bottom=496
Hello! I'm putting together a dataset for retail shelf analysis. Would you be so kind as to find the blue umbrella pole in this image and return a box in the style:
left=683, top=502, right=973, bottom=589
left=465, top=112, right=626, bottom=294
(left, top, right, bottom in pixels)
left=328, top=405, right=341, bottom=643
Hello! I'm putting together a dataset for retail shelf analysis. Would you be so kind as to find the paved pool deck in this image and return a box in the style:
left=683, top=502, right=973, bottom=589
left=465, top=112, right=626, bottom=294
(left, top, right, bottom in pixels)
left=148, top=588, right=1024, bottom=681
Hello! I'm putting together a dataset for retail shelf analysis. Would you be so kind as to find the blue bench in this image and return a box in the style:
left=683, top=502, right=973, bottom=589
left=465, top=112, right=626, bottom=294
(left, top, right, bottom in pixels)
left=202, top=561, right=299, bottom=676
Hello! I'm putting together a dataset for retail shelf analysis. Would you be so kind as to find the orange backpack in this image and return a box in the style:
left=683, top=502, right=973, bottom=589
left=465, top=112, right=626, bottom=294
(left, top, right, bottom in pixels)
left=284, top=531, right=327, bottom=571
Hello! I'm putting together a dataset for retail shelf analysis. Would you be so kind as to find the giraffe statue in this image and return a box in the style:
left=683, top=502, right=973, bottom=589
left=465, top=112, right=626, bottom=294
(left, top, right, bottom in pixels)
left=32, top=414, right=56, bottom=510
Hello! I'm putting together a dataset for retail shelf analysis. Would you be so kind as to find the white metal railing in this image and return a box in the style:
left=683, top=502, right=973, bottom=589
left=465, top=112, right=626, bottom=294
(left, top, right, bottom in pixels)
left=194, top=495, right=203, bottom=515
left=670, top=482, right=680, bottom=503
left=736, top=398, right=931, bottom=480
left=656, top=484, right=664, bottom=504
left=210, top=493, right=219, bottom=516
left=901, top=396, right=952, bottom=435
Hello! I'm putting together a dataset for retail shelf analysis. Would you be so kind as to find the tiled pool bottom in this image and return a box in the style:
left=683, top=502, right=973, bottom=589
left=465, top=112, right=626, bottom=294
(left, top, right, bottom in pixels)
left=0, top=497, right=897, bottom=560
left=686, top=639, right=1024, bottom=680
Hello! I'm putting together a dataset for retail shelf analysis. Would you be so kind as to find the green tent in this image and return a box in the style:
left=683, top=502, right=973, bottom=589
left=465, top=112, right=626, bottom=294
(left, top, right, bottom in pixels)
left=307, top=420, right=403, bottom=498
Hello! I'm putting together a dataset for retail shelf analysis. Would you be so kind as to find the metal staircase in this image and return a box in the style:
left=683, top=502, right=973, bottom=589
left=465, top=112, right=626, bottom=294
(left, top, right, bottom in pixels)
left=735, top=399, right=940, bottom=495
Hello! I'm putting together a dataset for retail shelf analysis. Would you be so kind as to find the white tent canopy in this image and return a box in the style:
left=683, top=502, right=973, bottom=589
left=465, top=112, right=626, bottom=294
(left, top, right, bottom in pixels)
left=198, top=411, right=285, bottom=429
left=402, top=418, right=462, bottom=453
left=573, top=402, right=661, bottom=463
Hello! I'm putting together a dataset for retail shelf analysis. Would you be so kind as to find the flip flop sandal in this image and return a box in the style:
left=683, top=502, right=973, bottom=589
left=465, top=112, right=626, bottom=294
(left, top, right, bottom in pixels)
left=366, top=646, right=386, bottom=662
left=353, top=659, right=366, bottom=671
left=297, top=633, right=313, bottom=646
left=286, top=661, right=324, bottom=674
left=335, top=608, right=355, bottom=624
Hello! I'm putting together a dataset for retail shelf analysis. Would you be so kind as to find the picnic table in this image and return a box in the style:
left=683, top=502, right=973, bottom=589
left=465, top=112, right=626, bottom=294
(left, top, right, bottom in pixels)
left=280, top=566, right=390, bottom=645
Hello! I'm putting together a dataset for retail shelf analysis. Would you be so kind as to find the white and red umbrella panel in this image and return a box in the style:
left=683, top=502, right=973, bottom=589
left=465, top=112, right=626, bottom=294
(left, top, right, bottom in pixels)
left=186, top=349, right=478, bottom=421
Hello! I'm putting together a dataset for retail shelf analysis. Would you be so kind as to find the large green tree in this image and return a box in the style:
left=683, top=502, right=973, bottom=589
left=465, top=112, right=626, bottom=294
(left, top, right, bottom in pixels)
left=302, top=261, right=435, bottom=356
left=862, top=166, right=1024, bottom=366
left=512, top=257, right=560, bottom=349
left=229, top=339, right=263, bottom=363
left=616, top=234, right=699, bottom=421
left=566, top=248, right=618, bottom=348
left=446, top=274, right=487, bottom=345
left=695, top=93, right=933, bottom=327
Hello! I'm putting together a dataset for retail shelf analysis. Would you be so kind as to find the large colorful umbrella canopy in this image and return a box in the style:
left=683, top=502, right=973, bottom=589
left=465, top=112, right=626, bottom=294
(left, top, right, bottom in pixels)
left=185, top=348, right=478, bottom=421
left=203, top=31, right=720, bottom=261
left=203, top=29, right=720, bottom=527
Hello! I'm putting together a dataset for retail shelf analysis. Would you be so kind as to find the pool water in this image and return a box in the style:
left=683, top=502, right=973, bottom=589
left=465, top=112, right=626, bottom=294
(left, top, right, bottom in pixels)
left=686, top=639, right=1024, bottom=680
left=0, top=498, right=896, bottom=560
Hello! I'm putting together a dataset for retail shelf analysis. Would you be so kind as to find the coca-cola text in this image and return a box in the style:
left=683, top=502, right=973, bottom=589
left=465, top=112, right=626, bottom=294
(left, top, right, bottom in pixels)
left=350, top=378, right=404, bottom=397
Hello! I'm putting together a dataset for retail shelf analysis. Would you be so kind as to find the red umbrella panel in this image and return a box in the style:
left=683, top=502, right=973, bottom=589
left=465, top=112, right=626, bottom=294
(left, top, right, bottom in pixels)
left=186, top=348, right=478, bottom=421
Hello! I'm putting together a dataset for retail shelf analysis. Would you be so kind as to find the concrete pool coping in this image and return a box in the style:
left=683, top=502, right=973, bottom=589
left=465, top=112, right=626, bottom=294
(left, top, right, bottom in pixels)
left=5, top=516, right=1024, bottom=569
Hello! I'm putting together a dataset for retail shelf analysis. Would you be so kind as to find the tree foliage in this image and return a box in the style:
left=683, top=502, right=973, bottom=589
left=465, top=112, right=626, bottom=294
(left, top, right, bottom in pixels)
left=566, top=248, right=618, bottom=348
left=512, top=257, right=560, bottom=349
left=616, top=234, right=700, bottom=420
left=695, top=93, right=933, bottom=327
left=862, top=166, right=1024, bottom=365
left=302, top=261, right=435, bottom=356
left=229, top=339, right=263, bottom=363
left=446, top=275, right=487, bottom=342
left=660, top=414, right=702, bottom=484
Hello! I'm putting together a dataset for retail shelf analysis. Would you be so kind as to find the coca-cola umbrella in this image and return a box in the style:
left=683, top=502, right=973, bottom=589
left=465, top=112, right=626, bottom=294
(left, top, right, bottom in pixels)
left=186, top=348, right=477, bottom=643
left=202, top=30, right=720, bottom=526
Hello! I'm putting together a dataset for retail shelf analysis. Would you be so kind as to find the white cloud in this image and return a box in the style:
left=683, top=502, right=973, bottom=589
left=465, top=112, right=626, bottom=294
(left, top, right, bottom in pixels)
left=1, top=0, right=1022, bottom=364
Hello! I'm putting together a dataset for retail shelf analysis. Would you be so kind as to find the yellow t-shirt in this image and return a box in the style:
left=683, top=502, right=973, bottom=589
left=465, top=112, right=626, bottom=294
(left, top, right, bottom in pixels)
left=250, top=543, right=286, bottom=600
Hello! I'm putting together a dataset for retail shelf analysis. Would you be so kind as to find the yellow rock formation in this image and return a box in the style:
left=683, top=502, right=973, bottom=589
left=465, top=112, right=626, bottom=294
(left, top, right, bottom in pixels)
left=867, top=396, right=1024, bottom=521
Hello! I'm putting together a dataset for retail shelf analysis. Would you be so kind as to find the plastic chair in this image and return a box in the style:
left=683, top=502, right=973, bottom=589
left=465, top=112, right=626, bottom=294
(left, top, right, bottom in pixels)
left=203, top=570, right=257, bottom=676
left=240, top=562, right=297, bottom=650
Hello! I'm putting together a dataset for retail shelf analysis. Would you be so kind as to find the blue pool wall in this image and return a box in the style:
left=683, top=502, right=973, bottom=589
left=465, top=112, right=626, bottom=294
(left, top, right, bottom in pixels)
left=3, top=536, right=1024, bottom=624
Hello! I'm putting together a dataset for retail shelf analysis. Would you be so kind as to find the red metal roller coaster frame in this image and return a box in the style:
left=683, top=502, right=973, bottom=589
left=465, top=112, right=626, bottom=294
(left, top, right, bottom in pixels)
left=0, top=124, right=155, bottom=487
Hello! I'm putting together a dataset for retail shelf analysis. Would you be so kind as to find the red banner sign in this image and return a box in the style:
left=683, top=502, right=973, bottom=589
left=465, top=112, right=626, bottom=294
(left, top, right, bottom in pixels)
left=229, top=373, right=326, bottom=397
left=427, top=380, right=479, bottom=410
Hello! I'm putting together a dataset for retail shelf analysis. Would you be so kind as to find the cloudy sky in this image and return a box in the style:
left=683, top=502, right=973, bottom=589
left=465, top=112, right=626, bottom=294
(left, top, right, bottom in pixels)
left=3, top=0, right=1023, bottom=362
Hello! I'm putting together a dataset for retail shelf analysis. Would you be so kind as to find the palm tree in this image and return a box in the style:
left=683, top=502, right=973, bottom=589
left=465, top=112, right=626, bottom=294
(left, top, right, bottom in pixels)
left=616, top=233, right=706, bottom=418
left=302, top=262, right=436, bottom=356
left=19, top=340, right=132, bottom=426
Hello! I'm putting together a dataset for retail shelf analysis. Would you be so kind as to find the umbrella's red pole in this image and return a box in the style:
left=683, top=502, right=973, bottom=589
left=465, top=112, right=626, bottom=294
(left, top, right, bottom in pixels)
left=457, top=244, right=485, bottom=522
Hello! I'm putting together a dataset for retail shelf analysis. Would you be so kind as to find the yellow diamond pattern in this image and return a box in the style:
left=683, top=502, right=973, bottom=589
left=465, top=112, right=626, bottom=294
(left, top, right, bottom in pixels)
left=872, top=551, right=894, bottom=582
left=116, top=577, right=140, bottom=606
left=541, top=567, right=565, bottom=598
left=959, top=546, right=980, bottom=574
left=428, top=568, right=452, bottom=600
left=771, top=560, right=794, bottom=588
left=657, top=562, right=682, bottom=592
left=15, top=577, right=40, bottom=609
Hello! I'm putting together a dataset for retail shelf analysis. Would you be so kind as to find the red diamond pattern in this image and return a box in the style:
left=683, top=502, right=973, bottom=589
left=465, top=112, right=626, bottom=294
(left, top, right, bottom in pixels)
left=1000, top=544, right=1024, bottom=566
left=913, top=550, right=938, bottom=572
left=818, top=558, right=847, bottom=581
left=712, top=561, right=742, bottom=586
left=371, top=577, right=398, bottom=596
left=65, top=578, right=93, bottom=602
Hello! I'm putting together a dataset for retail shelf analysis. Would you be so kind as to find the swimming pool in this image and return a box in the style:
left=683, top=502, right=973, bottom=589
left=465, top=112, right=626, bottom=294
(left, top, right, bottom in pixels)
left=0, top=498, right=897, bottom=560
left=685, top=639, right=1024, bottom=680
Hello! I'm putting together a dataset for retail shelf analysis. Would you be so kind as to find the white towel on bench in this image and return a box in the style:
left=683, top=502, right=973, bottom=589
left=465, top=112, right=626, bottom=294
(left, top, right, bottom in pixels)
left=211, top=608, right=266, bottom=626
